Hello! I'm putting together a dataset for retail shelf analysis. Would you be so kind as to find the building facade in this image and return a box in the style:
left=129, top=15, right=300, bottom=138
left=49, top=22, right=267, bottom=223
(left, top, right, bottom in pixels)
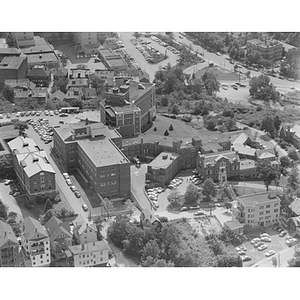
left=146, top=152, right=181, bottom=186
left=53, top=121, right=131, bottom=199
left=21, top=217, right=51, bottom=267
left=247, top=39, right=283, bottom=61
left=11, top=32, right=35, bottom=48
left=0, top=221, right=23, bottom=267
left=234, top=192, right=280, bottom=227
left=0, top=56, right=28, bottom=82
left=8, top=136, right=56, bottom=202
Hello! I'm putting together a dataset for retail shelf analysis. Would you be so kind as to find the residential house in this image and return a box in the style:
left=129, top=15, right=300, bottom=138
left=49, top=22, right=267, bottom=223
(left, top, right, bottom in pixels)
left=140, top=208, right=162, bottom=229
left=50, top=90, right=66, bottom=103
left=256, top=148, right=277, bottom=163
left=224, top=220, right=244, bottom=235
left=0, top=221, right=23, bottom=267
left=83, top=87, right=97, bottom=100
left=234, top=192, right=280, bottom=227
left=280, top=124, right=300, bottom=149
left=284, top=91, right=300, bottom=104
left=72, top=216, right=97, bottom=245
left=66, top=240, right=109, bottom=267
left=53, top=67, right=68, bottom=81
left=27, top=65, right=51, bottom=87
left=21, top=217, right=51, bottom=267
left=44, top=216, right=73, bottom=260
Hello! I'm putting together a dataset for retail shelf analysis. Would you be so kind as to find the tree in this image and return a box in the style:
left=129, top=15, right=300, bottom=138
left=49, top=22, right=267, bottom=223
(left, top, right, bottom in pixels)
left=141, top=240, right=161, bottom=263
left=152, top=259, right=175, bottom=267
left=164, top=130, right=169, bottom=136
left=261, top=116, right=275, bottom=137
left=44, top=199, right=53, bottom=213
left=0, top=156, right=13, bottom=176
left=169, top=124, right=174, bottom=131
left=102, top=198, right=115, bottom=219
left=133, top=32, right=141, bottom=40
left=54, top=77, right=68, bottom=94
left=202, top=71, right=220, bottom=95
left=216, top=253, right=243, bottom=267
left=287, top=167, right=300, bottom=191
left=249, top=75, right=279, bottom=101
left=288, top=149, right=299, bottom=161
left=7, top=211, right=18, bottom=224
left=125, top=199, right=135, bottom=217
left=224, top=201, right=232, bottom=212
left=205, top=117, right=217, bottom=131
left=280, top=156, right=290, bottom=169
left=202, top=178, right=217, bottom=201
left=0, top=200, right=8, bottom=220
left=160, top=96, right=169, bottom=107
left=2, top=86, right=14, bottom=102
left=89, top=74, right=105, bottom=96
left=167, top=190, right=184, bottom=209
left=153, top=127, right=157, bottom=131
left=170, top=104, right=180, bottom=115
left=288, top=245, right=300, bottom=267
left=225, top=117, right=236, bottom=131
left=257, top=161, right=278, bottom=191
left=184, top=183, right=200, bottom=205
left=273, top=115, right=282, bottom=134
left=13, top=121, right=28, bottom=137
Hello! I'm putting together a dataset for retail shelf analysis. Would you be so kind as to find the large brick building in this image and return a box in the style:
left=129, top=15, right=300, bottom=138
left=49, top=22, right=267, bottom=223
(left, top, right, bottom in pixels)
left=8, top=136, right=56, bottom=202
left=247, top=38, right=283, bottom=61
left=53, top=121, right=131, bottom=199
left=100, top=81, right=156, bottom=137
left=0, top=56, right=28, bottom=82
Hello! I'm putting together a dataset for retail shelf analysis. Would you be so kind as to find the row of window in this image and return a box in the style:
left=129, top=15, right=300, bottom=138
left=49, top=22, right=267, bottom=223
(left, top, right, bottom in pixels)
left=100, top=181, right=117, bottom=187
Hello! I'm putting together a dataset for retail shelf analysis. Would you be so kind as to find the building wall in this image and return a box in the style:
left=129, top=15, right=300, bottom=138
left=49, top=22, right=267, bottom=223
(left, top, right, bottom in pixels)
left=0, top=243, right=21, bottom=267
left=72, top=246, right=109, bottom=267
left=75, top=225, right=97, bottom=245
left=0, top=57, right=28, bottom=82
left=74, top=32, right=98, bottom=46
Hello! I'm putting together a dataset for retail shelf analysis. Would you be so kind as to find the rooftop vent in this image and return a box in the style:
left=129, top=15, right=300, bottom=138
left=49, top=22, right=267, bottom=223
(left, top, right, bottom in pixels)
left=23, top=143, right=29, bottom=147
left=162, top=154, right=168, bottom=160
left=33, top=157, right=39, bottom=162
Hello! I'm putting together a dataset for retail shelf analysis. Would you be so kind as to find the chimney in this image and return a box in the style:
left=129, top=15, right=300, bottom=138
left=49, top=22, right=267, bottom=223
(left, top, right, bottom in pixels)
left=81, top=243, right=85, bottom=251
left=85, top=118, right=89, bottom=125
left=39, top=54, right=42, bottom=59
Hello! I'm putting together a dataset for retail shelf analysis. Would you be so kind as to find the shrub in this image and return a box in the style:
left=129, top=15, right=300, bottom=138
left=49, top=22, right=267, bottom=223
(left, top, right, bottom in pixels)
left=164, top=130, right=169, bottom=136
left=153, top=127, right=157, bottom=131
left=169, top=124, right=174, bottom=131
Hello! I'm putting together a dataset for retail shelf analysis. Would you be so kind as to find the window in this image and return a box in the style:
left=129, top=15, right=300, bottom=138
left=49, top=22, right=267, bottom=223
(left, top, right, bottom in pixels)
left=274, top=209, right=279, bottom=213
left=41, top=184, right=45, bottom=191
left=260, top=206, right=264, bottom=209
left=266, top=205, right=270, bottom=208
left=111, top=181, right=116, bottom=185
left=259, top=211, right=264, bottom=215
left=266, top=210, right=270, bottom=214
left=40, top=255, right=43, bottom=259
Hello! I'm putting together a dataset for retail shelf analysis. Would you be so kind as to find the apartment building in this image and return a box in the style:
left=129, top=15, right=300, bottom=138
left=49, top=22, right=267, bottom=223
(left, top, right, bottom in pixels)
left=8, top=136, right=56, bottom=202
left=21, top=217, right=51, bottom=267
left=0, top=48, right=21, bottom=60
left=247, top=38, right=283, bottom=61
left=0, top=56, right=28, bottom=82
left=66, top=240, right=109, bottom=267
left=197, top=151, right=240, bottom=183
left=234, top=192, right=280, bottom=227
left=100, top=81, right=156, bottom=136
left=146, top=152, right=181, bottom=186
left=11, top=32, right=35, bottom=47
left=53, top=121, right=131, bottom=199
left=72, top=217, right=97, bottom=245
left=74, top=32, right=99, bottom=55
left=98, top=48, right=128, bottom=72
left=0, top=221, right=23, bottom=267
left=44, top=216, right=73, bottom=260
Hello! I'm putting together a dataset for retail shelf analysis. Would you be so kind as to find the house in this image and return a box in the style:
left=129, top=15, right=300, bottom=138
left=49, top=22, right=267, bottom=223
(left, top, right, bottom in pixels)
left=50, top=90, right=66, bottom=103
left=234, top=192, right=280, bottom=227
left=65, top=87, right=84, bottom=102
left=288, top=216, right=300, bottom=235
left=256, top=148, right=276, bottom=162
left=289, top=197, right=300, bottom=217
left=284, top=91, right=300, bottom=104
left=66, top=240, right=109, bottom=267
left=83, top=87, right=97, bottom=100
left=21, top=217, right=51, bottom=267
left=224, top=220, right=244, bottom=235
left=27, top=65, right=51, bottom=87
left=44, top=216, right=73, bottom=260
left=72, top=216, right=97, bottom=245
left=140, top=208, right=162, bottom=229
left=0, top=220, right=23, bottom=267
left=280, top=124, right=300, bottom=149
left=53, top=67, right=68, bottom=81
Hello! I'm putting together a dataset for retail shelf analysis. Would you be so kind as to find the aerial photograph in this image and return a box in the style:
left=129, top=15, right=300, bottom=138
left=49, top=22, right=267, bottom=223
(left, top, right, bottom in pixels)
left=1, top=30, right=300, bottom=269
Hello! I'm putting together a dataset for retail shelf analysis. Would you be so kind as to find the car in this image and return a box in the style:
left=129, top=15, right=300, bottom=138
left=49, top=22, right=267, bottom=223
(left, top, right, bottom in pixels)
left=261, top=237, right=272, bottom=243
left=13, top=191, right=20, bottom=197
left=254, top=242, right=263, bottom=248
left=251, top=238, right=260, bottom=244
left=239, top=246, right=247, bottom=252
left=59, top=113, right=68, bottom=117
left=194, top=210, right=205, bottom=216
left=265, top=250, right=275, bottom=257
left=66, top=179, right=72, bottom=186
left=279, top=231, right=287, bottom=237
left=4, top=179, right=13, bottom=186
left=74, top=191, right=81, bottom=198
left=242, top=256, right=251, bottom=262
left=235, top=247, right=241, bottom=252
left=180, top=206, right=188, bottom=212
left=258, top=244, right=267, bottom=251
left=70, top=185, right=77, bottom=192
left=82, top=204, right=88, bottom=211
left=216, top=52, right=221, bottom=56
left=237, top=250, right=246, bottom=256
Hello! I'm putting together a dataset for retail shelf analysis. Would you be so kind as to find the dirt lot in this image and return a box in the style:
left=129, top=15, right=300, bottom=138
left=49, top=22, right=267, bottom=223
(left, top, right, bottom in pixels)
left=188, top=216, right=222, bottom=236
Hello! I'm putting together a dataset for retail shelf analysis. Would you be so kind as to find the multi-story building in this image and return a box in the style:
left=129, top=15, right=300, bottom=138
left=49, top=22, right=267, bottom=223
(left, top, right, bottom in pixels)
left=53, top=121, right=131, bottom=199
left=10, top=32, right=35, bottom=48
left=27, top=65, right=51, bottom=87
left=284, top=91, right=300, bottom=104
left=21, top=217, right=51, bottom=267
left=44, top=216, right=73, bottom=260
left=280, top=124, right=300, bottom=149
left=247, top=38, right=283, bottom=61
left=74, top=32, right=100, bottom=56
left=0, top=48, right=21, bottom=61
left=0, top=56, right=28, bottom=82
left=100, top=81, right=156, bottom=136
left=66, top=240, right=109, bottom=267
left=98, top=48, right=128, bottom=72
left=234, top=192, right=280, bottom=227
left=0, top=221, right=23, bottom=267
left=8, top=136, right=56, bottom=202
left=197, top=151, right=240, bottom=183
left=239, top=159, right=257, bottom=179
left=146, top=152, right=181, bottom=186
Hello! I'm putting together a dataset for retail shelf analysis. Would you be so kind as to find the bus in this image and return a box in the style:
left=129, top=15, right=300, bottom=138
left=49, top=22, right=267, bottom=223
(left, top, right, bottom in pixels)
left=59, top=107, right=80, bottom=114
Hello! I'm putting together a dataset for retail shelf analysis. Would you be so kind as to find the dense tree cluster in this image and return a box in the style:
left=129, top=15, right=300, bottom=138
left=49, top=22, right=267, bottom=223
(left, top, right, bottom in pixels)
left=280, top=48, right=300, bottom=80
left=260, top=115, right=281, bottom=138
left=187, top=32, right=226, bottom=53
left=256, top=161, right=279, bottom=191
left=249, top=75, right=280, bottom=101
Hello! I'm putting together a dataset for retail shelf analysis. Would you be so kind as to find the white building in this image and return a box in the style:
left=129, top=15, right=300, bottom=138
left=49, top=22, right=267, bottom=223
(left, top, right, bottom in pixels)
left=72, top=216, right=98, bottom=245
left=21, top=217, right=51, bottom=267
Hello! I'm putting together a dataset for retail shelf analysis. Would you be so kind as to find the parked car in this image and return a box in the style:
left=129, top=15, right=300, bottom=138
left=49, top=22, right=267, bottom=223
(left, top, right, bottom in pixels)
left=258, top=244, right=267, bottom=251
left=82, top=204, right=88, bottom=211
left=279, top=231, right=287, bottom=237
left=4, top=179, right=13, bottom=186
left=265, top=250, right=275, bottom=257
left=239, top=246, right=247, bottom=252
left=66, top=179, right=72, bottom=186
left=254, top=242, right=263, bottom=248
left=193, top=210, right=205, bottom=216
left=261, top=237, right=271, bottom=243
left=74, top=191, right=81, bottom=198
left=180, top=206, right=188, bottom=212
left=237, top=250, right=246, bottom=256
left=63, top=173, right=69, bottom=179
left=70, top=185, right=77, bottom=192
left=242, top=256, right=251, bottom=262
left=251, top=238, right=260, bottom=244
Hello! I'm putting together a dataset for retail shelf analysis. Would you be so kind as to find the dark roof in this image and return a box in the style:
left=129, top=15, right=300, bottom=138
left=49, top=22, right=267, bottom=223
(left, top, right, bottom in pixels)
left=54, top=67, right=68, bottom=77
left=224, top=220, right=244, bottom=230
left=289, top=198, right=300, bottom=216
left=50, top=90, right=66, bottom=102
left=0, top=56, right=26, bottom=69
left=28, top=66, right=50, bottom=78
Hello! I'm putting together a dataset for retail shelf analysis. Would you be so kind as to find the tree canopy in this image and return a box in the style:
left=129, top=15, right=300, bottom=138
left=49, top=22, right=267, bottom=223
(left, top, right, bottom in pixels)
left=249, top=75, right=279, bottom=101
left=257, top=161, right=278, bottom=191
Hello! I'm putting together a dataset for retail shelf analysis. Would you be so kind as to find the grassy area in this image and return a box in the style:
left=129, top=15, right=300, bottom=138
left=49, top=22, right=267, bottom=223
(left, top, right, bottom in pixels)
left=196, top=66, right=246, bottom=82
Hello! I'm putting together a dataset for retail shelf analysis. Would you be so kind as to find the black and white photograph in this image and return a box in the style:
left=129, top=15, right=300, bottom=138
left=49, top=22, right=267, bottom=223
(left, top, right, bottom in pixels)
left=0, top=1, right=299, bottom=299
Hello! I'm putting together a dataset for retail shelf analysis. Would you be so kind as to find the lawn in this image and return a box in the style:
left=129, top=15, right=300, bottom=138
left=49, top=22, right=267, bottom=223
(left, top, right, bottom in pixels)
left=188, top=216, right=222, bottom=236
left=196, top=66, right=246, bottom=82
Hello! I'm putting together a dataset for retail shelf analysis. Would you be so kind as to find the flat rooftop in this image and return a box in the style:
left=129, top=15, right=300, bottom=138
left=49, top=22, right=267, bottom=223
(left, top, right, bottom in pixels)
left=21, top=36, right=54, bottom=54
left=148, top=152, right=179, bottom=169
left=77, top=137, right=129, bottom=167
left=0, top=48, right=21, bottom=55
left=240, top=159, right=256, bottom=170
left=0, top=56, right=25, bottom=69
left=106, top=58, right=127, bottom=69
left=239, top=192, right=279, bottom=206
left=26, top=52, right=59, bottom=64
